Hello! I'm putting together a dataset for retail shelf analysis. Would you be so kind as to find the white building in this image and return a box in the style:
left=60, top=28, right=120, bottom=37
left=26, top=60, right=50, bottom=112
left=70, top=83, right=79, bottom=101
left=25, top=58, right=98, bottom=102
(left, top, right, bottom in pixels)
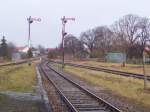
left=17, top=46, right=29, bottom=53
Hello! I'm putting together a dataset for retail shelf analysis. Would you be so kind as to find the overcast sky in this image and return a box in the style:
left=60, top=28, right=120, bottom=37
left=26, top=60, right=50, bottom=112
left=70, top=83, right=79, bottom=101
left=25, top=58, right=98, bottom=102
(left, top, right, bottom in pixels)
left=0, top=0, right=150, bottom=48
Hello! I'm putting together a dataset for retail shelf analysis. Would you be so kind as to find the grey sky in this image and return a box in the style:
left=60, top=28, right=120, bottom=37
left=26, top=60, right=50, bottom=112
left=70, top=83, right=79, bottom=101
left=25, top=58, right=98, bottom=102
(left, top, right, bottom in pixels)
left=0, top=0, right=149, bottom=48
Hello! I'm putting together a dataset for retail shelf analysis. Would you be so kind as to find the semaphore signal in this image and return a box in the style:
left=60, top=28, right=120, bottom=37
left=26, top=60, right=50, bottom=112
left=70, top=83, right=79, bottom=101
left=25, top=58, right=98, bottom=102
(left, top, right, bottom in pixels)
left=27, top=16, right=41, bottom=49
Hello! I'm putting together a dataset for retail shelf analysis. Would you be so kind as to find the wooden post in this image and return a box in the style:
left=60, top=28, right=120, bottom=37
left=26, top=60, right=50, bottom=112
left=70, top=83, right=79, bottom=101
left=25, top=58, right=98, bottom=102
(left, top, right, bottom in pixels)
left=143, top=51, right=147, bottom=90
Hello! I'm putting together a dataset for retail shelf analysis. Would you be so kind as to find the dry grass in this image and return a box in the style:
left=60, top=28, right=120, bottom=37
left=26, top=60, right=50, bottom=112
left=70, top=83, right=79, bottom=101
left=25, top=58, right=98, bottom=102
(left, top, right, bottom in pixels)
left=70, top=60, right=150, bottom=75
left=0, top=63, right=36, bottom=92
left=64, top=65, right=150, bottom=108
left=0, top=61, right=47, bottom=112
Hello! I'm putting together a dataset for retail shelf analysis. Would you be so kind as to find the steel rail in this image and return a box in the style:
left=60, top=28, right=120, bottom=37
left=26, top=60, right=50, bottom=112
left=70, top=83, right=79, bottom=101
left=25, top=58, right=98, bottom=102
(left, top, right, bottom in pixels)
left=46, top=62, right=122, bottom=112
left=39, top=63, right=78, bottom=112
left=49, top=60, right=150, bottom=81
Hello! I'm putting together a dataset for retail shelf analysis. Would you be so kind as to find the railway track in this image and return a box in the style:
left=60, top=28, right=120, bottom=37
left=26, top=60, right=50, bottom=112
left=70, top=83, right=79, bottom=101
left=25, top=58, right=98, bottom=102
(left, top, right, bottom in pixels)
left=39, top=61, right=122, bottom=112
left=0, top=57, right=40, bottom=67
left=49, top=60, right=150, bottom=81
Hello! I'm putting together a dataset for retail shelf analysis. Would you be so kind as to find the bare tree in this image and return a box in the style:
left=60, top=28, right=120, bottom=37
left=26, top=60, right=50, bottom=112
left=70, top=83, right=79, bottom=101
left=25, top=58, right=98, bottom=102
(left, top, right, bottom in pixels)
left=64, top=34, right=84, bottom=57
left=112, top=14, right=142, bottom=58
left=111, top=22, right=128, bottom=53
left=55, top=14, right=150, bottom=61
left=94, top=26, right=113, bottom=56
left=137, top=17, right=150, bottom=57
left=80, top=29, right=96, bottom=57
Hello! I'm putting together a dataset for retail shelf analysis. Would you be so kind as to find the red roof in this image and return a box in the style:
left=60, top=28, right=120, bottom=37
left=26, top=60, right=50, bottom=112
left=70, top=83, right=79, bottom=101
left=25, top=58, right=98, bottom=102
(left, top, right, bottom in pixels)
left=15, top=46, right=28, bottom=51
left=145, top=47, right=150, bottom=52
left=47, top=48, right=55, bottom=52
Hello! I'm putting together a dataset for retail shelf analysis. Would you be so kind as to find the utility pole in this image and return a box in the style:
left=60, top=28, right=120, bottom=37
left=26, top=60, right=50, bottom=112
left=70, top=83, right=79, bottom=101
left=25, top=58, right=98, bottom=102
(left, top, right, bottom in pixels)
left=143, top=50, right=147, bottom=90
left=27, top=16, right=33, bottom=49
left=27, top=16, right=41, bottom=49
left=143, top=47, right=150, bottom=90
left=61, top=16, right=75, bottom=68
left=27, top=16, right=41, bottom=63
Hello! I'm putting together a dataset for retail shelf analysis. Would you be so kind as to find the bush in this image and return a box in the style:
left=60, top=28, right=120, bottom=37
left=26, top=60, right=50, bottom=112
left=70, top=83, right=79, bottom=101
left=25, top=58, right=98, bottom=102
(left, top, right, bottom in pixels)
left=27, top=49, right=33, bottom=58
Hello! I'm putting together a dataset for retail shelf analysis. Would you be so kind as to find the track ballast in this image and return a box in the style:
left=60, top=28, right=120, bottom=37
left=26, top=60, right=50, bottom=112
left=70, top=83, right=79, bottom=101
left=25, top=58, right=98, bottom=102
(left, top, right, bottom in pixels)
left=39, top=61, right=122, bottom=112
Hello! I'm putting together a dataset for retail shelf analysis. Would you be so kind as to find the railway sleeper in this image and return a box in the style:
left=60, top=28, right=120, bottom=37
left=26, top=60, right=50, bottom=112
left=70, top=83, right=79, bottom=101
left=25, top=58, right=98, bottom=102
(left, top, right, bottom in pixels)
left=77, top=107, right=106, bottom=112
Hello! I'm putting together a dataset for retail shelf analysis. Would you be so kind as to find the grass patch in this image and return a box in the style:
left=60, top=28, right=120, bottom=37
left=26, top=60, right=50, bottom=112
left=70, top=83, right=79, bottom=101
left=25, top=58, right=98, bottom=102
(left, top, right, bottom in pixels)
left=64, top=65, right=150, bottom=108
left=70, top=60, right=150, bottom=75
left=0, top=63, right=36, bottom=92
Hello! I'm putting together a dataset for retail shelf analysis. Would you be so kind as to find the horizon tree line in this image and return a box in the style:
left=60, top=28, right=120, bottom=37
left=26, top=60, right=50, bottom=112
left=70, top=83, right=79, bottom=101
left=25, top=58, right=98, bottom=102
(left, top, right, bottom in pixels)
left=48, top=14, right=150, bottom=62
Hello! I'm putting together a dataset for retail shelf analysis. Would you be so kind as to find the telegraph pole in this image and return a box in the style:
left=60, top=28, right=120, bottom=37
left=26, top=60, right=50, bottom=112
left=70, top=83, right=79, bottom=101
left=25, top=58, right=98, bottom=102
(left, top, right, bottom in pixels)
left=61, top=16, right=75, bottom=68
left=143, top=50, right=147, bottom=90
left=143, top=47, right=150, bottom=90
left=27, top=16, right=41, bottom=63
left=27, top=16, right=32, bottom=49
left=27, top=16, right=41, bottom=49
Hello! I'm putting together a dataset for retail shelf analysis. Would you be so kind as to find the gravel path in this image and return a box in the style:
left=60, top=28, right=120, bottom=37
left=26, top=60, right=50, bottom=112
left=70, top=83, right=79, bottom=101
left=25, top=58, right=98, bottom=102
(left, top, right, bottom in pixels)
left=0, top=92, right=47, bottom=112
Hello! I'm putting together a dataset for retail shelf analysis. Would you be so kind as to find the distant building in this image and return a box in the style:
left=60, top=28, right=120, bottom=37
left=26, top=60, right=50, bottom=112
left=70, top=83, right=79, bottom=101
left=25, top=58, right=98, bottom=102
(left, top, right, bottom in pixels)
left=16, top=46, right=40, bottom=56
left=45, top=48, right=55, bottom=54
left=11, top=46, right=40, bottom=60
left=11, top=46, right=29, bottom=61
left=16, top=46, right=29, bottom=53
left=47, top=48, right=55, bottom=52
left=32, top=47, right=40, bottom=57
left=106, top=52, right=126, bottom=63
